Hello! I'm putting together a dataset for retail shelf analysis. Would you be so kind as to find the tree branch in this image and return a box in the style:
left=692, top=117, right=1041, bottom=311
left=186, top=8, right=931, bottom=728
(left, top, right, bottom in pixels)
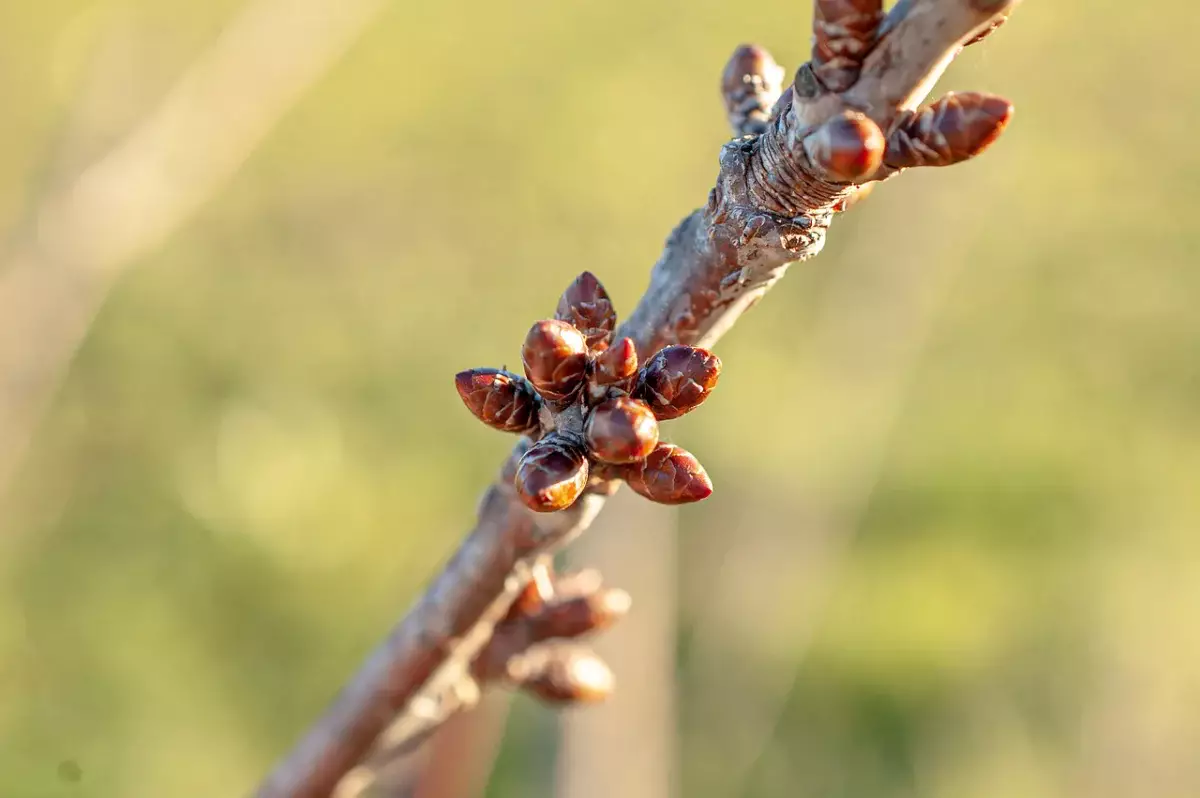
left=255, top=1, right=1020, bottom=795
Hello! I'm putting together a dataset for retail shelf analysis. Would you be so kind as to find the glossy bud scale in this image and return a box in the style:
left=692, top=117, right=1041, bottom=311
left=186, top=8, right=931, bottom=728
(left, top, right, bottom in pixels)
left=585, top=397, right=660, bottom=464
left=885, top=92, right=1013, bottom=170
left=454, top=368, right=541, bottom=433
left=636, top=345, right=722, bottom=420
left=620, top=443, right=713, bottom=505
left=514, top=435, right=589, bottom=512
left=555, top=272, right=616, bottom=352
left=594, top=337, right=639, bottom=387
left=522, top=320, right=590, bottom=402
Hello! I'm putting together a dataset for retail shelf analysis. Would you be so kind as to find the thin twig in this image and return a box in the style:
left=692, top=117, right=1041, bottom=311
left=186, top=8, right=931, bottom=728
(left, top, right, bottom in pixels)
left=256, top=2, right=1020, bottom=795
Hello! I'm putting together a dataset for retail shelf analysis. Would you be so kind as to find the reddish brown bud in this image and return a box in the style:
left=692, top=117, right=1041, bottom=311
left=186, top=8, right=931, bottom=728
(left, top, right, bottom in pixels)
left=517, top=646, right=614, bottom=705
left=522, top=320, right=590, bottom=402
left=585, top=397, right=660, bottom=464
left=525, top=588, right=632, bottom=642
left=812, top=1, right=884, bottom=92
left=884, top=92, right=1013, bottom=170
left=514, top=435, right=589, bottom=512
left=721, top=44, right=785, bottom=137
left=454, top=368, right=542, bottom=433
left=803, top=111, right=885, bottom=183
left=620, top=443, right=713, bottom=505
left=555, top=272, right=616, bottom=352
left=594, top=336, right=639, bottom=387
left=636, top=345, right=721, bottom=420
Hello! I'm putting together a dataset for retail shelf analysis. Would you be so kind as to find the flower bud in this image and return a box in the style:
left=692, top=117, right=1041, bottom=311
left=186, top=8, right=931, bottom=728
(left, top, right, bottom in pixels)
left=522, top=320, right=590, bottom=402
left=585, top=397, right=659, bottom=464
left=594, top=336, right=639, bottom=387
left=454, top=368, right=541, bottom=433
left=514, top=434, right=589, bottom=512
left=555, top=272, right=616, bottom=352
left=802, top=110, right=885, bottom=183
left=620, top=443, right=713, bottom=505
left=884, top=92, right=1013, bottom=170
left=636, top=345, right=721, bottom=420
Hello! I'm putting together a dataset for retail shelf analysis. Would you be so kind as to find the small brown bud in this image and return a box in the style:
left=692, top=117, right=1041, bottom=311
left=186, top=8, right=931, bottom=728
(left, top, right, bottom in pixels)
left=620, top=443, right=713, bottom=505
left=522, top=320, right=590, bottom=402
left=525, top=588, right=632, bottom=643
left=884, top=92, right=1013, bottom=170
left=514, top=435, right=589, bottom=512
left=721, top=44, right=785, bottom=137
left=555, top=272, right=616, bottom=352
left=585, top=397, right=659, bottom=465
left=812, top=0, right=885, bottom=93
left=454, top=368, right=542, bottom=433
left=594, top=336, right=639, bottom=387
left=517, top=646, right=614, bottom=705
left=803, top=111, right=885, bottom=183
left=636, top=345, right=721, bottom=420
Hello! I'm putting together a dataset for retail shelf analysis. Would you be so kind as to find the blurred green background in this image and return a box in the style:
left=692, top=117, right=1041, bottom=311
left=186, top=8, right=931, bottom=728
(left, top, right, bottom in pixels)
left=3, top=1, right=1199, bottom=796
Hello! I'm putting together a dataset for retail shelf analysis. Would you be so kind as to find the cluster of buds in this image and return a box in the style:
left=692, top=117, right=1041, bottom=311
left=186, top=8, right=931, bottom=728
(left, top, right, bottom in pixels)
left=473, top=561, right=629, bottom=704
left=455, top=272, right=721, bottom=513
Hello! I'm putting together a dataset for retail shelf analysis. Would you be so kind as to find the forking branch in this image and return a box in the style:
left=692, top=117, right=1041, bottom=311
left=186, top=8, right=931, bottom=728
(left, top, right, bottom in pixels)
left=256, top=2, right=1021, bottom=795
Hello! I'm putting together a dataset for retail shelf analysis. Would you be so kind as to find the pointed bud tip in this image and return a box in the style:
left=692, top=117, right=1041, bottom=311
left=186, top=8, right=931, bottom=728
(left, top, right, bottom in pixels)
left=723, top=44, right=778, bottom=85
left=621, top=443, right=714, bottom=505
left=951, top=92, right=1014, bottom=157
left=556, top=274, right=616, bottom=352
left=574, top=270, right=602, bottom=289
left=684, top=471, right=714, bottom=502
left=595, top=337, right=639, bottom=385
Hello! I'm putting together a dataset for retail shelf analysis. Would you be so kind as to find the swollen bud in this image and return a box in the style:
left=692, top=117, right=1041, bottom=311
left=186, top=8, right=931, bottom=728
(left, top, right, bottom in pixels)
left=636, top=345, right=722, bottom=420
left=555, top=272, right=617, bottom=352
left=518, top=646, right=615, bottom=705
left=524, top=588, right=632, bottom=643
left=721, top=44, right=785, bottom=136
left=803, top=110, right=885, bottom=183
left=619, top=443, right=713, bottom=505
left=884, top=92, right=1013, bottom=170
left=585, top=397, right=660, bottom=464
left=454, top=368, right=542, bottom=433
left=811, top=0, right=885, bottom=93
left=594, top=337, right=639, bottom=387
left=522, top=320, right=590, bottom=402
left=514, top=434, right=589, bottom=512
